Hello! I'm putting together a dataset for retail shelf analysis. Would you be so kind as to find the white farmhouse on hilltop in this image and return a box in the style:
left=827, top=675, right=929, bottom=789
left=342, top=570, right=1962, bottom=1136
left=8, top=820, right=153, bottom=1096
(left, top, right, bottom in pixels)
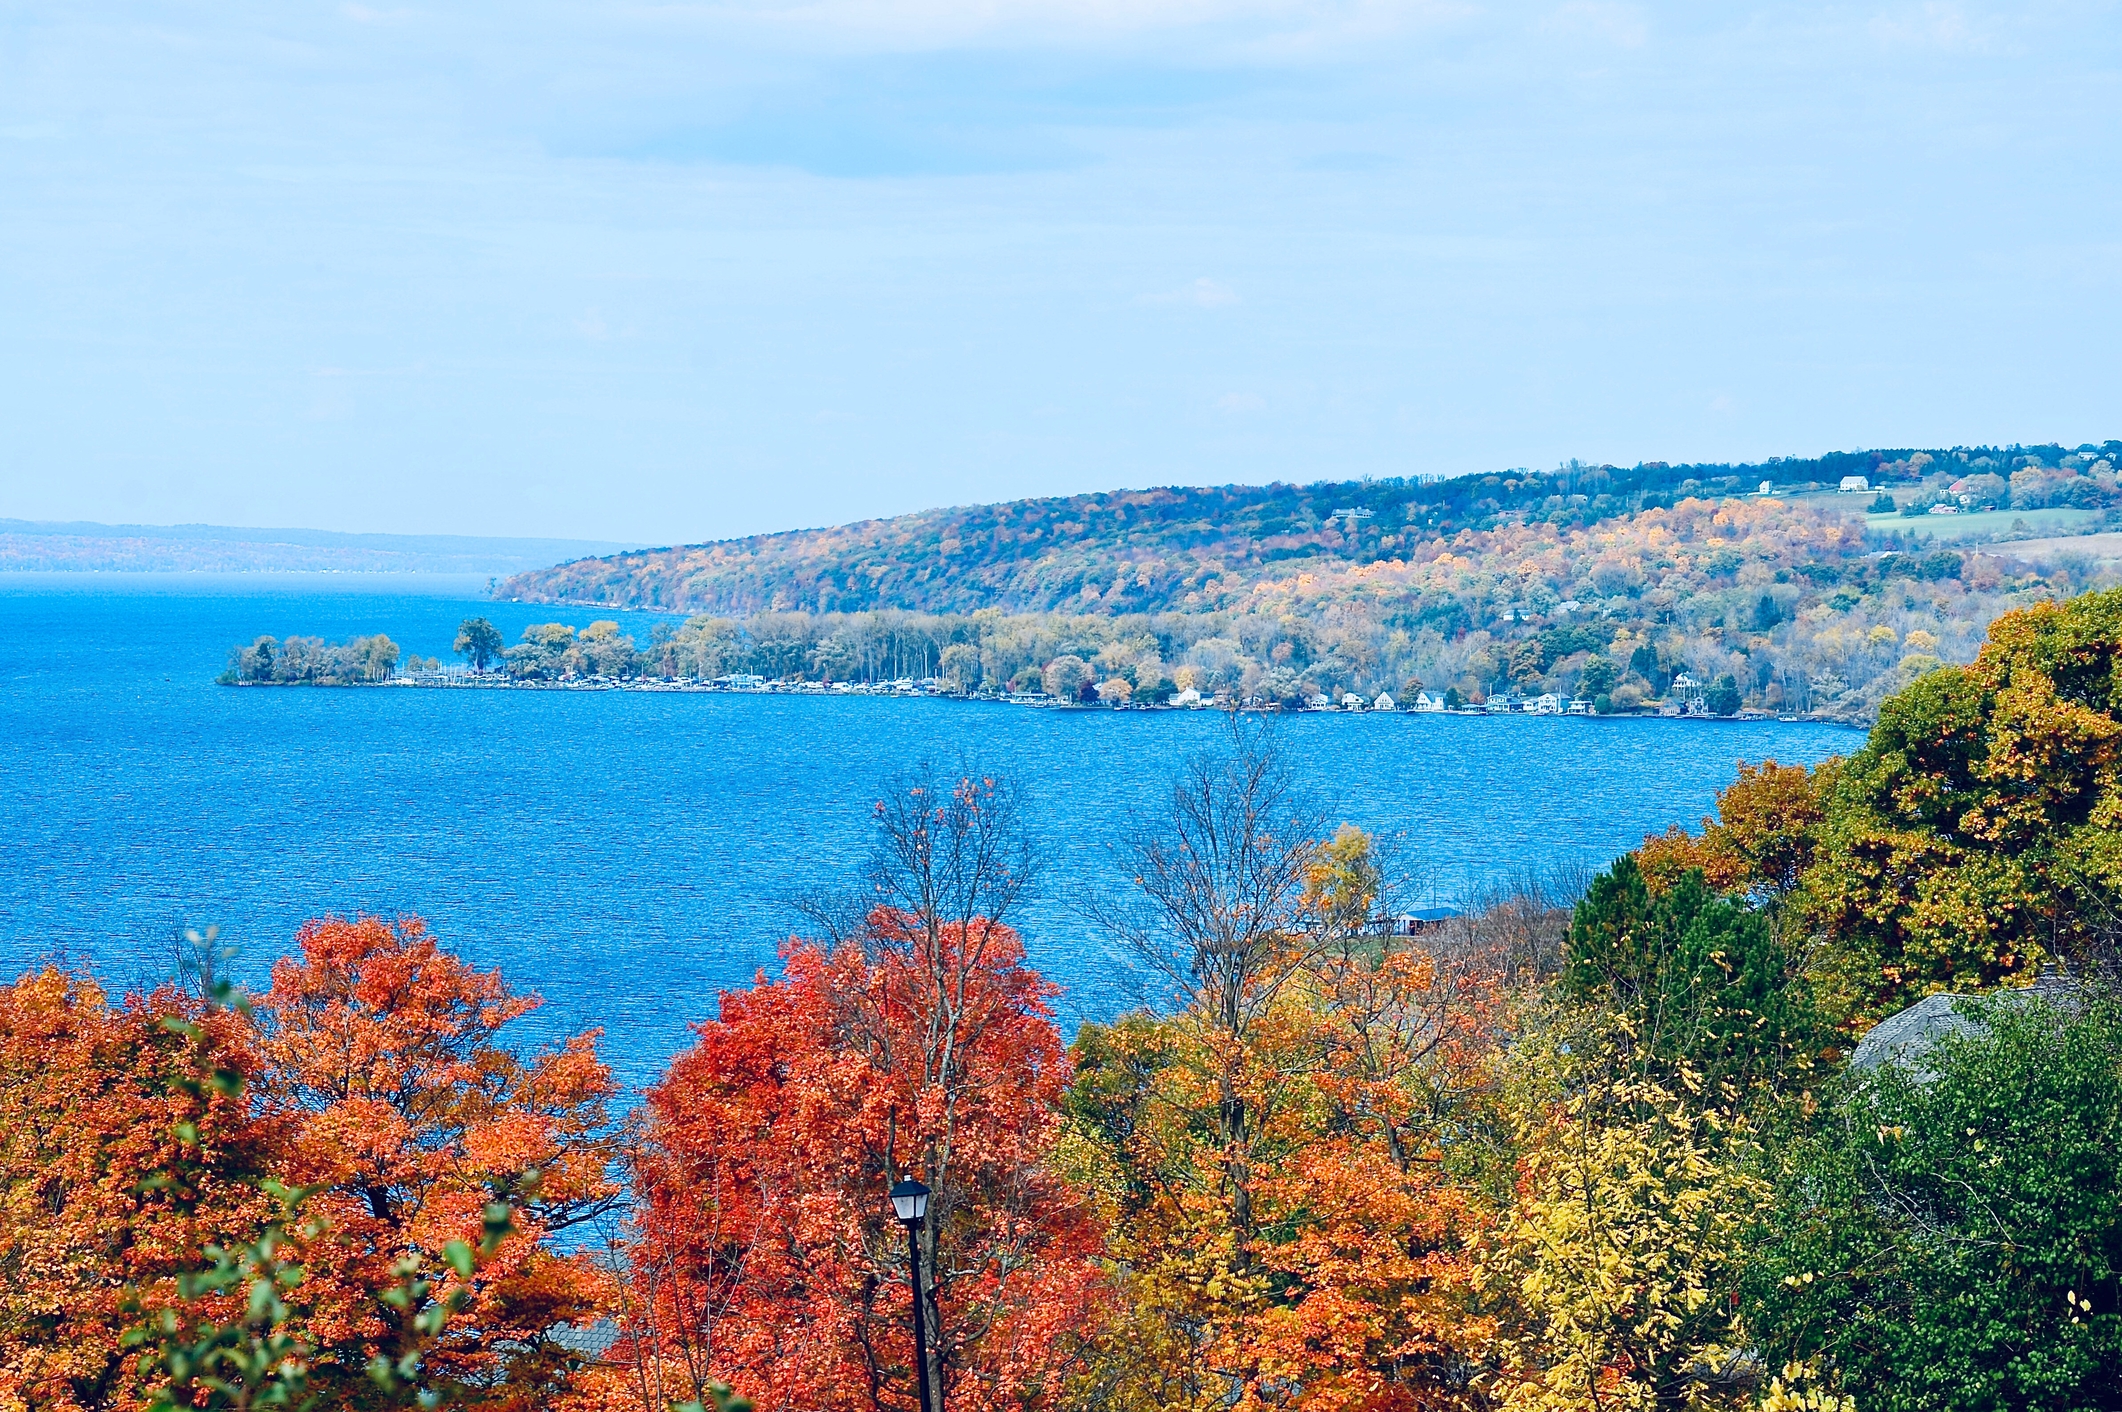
left=1840, top=475, right=1870, bottom=492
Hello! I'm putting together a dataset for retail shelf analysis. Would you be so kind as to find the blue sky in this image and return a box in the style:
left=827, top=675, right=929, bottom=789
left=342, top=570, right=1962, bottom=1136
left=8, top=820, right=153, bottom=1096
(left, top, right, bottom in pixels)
left=1, top=0, right=2116, bottom=542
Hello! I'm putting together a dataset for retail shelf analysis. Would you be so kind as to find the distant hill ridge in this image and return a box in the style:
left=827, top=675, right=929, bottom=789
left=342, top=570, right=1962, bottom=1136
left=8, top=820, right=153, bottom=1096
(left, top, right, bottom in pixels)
left=499, top=441, right=2116, bottom=616
left=0, top=519, right=642, bottom=575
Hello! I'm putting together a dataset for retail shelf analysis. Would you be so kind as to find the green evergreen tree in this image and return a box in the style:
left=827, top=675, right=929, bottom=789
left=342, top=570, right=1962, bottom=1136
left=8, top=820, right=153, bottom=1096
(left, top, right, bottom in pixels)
left=1564, top=857, right=1816, bottom=1096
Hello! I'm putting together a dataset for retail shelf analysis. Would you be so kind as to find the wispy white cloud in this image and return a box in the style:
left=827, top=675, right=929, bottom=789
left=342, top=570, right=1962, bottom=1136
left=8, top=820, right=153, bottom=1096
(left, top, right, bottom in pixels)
left=1141, top=277, right=1240, bottom=307
left=340, top=3, right=416, bottom=23
left=1539, top=0, right=1648, bottom=49
left=1868, top=2, right=1991, bottom=52
left=575, top=308, right=638, bottom=341
left=632, top=0, right=1475, bottom=57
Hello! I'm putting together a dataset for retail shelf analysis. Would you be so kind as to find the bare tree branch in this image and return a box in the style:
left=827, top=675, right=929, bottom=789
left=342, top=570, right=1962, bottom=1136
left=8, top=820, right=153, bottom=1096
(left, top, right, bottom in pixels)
left=1082, top=712, right=1329, bottom=1042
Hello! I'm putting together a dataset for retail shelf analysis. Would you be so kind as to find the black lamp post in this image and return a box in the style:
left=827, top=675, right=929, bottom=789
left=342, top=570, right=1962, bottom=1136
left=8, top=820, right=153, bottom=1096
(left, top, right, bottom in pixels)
left=889, top=1178, right=935, bottom=1412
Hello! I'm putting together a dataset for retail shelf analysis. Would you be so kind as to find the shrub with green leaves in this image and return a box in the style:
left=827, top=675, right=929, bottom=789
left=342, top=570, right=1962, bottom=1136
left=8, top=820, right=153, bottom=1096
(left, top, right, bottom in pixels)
left=1745, top=994, right=2122, bottom=1411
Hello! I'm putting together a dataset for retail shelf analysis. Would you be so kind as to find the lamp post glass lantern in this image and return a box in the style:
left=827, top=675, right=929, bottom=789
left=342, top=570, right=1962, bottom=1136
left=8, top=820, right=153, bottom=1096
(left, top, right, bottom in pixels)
left=891, top=1177, right=930, bottom=1225
left=890, top=1178, right=937, bottom=1412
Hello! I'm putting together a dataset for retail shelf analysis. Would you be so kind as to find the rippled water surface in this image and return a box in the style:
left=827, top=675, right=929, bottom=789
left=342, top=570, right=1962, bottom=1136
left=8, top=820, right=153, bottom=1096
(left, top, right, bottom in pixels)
left=0, top=573, right=1863, bottom=1089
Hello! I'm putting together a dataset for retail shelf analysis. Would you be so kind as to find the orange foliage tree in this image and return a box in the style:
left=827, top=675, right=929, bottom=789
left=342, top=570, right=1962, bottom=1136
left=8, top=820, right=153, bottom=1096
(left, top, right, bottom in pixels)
left=1635, top=760, right=1828, bottom=903
left=1065, top=936, right=1503, bottom=1412
left=1071, top=802, right=1505, bottom=1412
left=258, top=915, right=620, bottom=1408
left=0, top=969, right=277, bottom=1412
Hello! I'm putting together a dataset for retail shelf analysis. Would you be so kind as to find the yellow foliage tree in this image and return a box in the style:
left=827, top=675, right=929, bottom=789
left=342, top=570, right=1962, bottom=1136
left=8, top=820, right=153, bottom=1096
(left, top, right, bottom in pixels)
left=1798, top=588, right=2122, bottom=1026
left=1484, top=1009, right=1768, bottom=1412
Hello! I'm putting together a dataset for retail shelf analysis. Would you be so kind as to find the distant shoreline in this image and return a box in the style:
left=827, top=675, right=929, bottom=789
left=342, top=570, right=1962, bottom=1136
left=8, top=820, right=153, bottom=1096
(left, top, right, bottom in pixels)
left=217, top=674, right=1858, bottom=725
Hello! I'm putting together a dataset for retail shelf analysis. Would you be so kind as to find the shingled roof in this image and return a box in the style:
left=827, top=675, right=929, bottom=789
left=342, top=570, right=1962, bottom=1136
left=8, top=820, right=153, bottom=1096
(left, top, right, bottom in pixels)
left=1851, top=967, right=2085, bottom=1075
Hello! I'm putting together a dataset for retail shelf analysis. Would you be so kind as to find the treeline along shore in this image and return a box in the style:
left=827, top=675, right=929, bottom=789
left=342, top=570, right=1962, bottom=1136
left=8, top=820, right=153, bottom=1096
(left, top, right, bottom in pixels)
left=220, top=616, right=1797, bottom=718
left=30, top=586, right=2122, bottom=1412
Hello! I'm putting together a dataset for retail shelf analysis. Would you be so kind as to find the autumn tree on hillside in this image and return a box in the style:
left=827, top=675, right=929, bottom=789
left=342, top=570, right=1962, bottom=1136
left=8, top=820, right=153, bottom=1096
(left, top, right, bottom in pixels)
left=1800, top=588, right=2122, bottom=1025
left=1636, top=759, right=1829, bottom=907
left=1484, top=1004, right=1770, bottom=1412
left=1475, top=823, right=1846, bottom=1411
left=1072, top=801, right=1507, bottom=1409
left=628, top=770, right=1104, bottom=1412
left=1635, top=588, right=2122, bottom=1031
left=259, top=915, right=620, bottom=1409
left=1084, top=716, right=1336, bottom=1251
left=0, top=969, right=279, bottom=1412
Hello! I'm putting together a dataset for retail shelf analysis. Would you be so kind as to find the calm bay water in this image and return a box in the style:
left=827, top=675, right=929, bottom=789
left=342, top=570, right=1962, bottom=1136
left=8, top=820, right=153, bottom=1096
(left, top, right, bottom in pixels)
left=0, top=573, right=1862, bottom=1091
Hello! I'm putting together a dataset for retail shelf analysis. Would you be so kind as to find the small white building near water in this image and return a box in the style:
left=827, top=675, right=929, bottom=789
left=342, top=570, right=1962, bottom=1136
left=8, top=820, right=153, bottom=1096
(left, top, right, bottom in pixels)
left=1524, top=692, right=1563, bottom=715
left=1413, top=691, right=1446, bottom=712
left=1341, top=692, right=1366, bottom=710
left=1372, top=692, right=1396, bottom=712
left=1172, top=687, right=1203, bottom=706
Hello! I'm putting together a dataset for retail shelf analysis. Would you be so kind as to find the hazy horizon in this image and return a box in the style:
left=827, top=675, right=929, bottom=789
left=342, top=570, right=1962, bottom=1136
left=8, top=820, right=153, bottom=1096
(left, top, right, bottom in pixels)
left=4, top=0, right=2116, bottom=544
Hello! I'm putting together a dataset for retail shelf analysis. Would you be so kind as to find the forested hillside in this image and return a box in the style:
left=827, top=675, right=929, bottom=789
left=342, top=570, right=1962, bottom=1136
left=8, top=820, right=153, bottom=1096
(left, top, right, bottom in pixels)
left=491, top=442, right=2122, bottom=720
left=500, top=442, right=2120, bottom=616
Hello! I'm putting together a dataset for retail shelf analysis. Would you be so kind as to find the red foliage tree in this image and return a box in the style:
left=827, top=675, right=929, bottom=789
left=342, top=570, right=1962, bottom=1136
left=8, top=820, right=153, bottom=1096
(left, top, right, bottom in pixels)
left=630, top=912, right=1105, bottom=1412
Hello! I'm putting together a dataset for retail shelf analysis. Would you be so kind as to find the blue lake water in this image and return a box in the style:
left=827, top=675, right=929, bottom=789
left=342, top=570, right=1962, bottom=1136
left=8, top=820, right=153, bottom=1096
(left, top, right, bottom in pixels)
left=0, top=573, right=1864, bottom=1092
